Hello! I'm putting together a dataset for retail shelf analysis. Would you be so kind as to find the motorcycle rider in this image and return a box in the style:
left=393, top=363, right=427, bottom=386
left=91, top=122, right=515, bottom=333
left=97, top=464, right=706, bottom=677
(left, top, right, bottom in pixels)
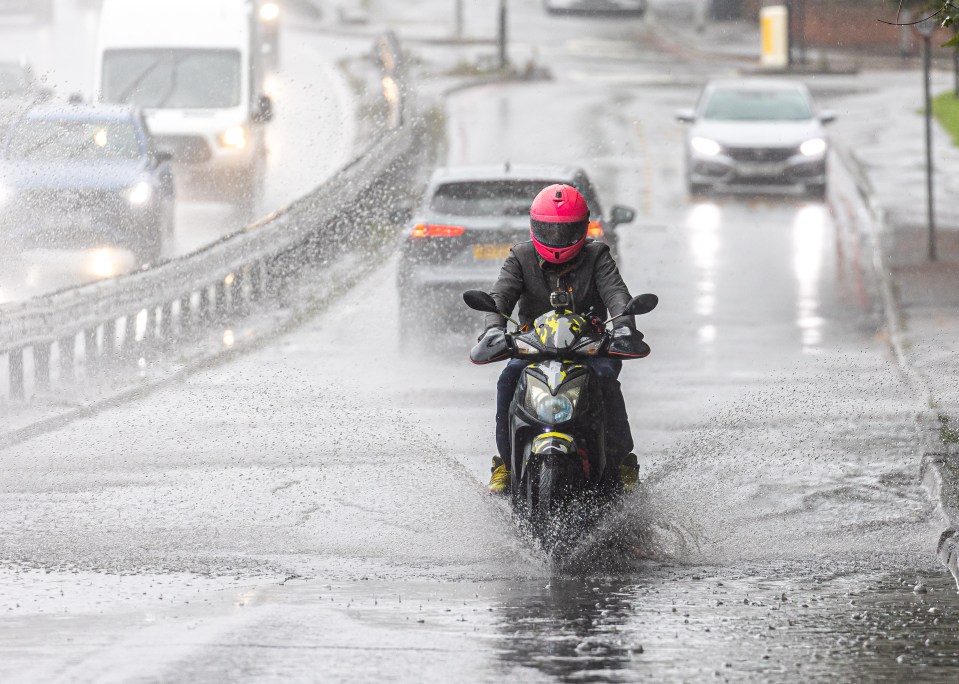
left=479, top=183, right=649, bottom=495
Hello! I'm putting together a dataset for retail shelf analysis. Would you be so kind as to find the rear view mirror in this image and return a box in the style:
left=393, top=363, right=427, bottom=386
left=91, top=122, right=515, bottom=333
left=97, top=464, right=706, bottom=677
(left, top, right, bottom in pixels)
left=675, top=108, right=695, bottom=124
left=819, top=110, right=837, bottom=125
left=610, top=205, right=635, bottom=226
left=463, top=290, right=499, bottom=314
left=254, top=94, right=273, bottom=123
left=624, top=293, right=658, bottom=316
left=154, top=150, right=173, bottom=164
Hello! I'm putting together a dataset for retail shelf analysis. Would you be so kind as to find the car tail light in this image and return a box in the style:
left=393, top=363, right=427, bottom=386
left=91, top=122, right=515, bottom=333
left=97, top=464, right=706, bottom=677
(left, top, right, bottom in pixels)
left=410, top=223, right=466, bottom=238
left=587, top=221, right=604, bottom=238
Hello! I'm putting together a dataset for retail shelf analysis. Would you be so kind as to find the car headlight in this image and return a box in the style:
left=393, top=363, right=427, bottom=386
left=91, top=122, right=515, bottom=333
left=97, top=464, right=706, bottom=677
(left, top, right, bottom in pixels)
left=690, top=136, right=722, bottom=157
left=218, top=126, right=248, bottom=149
left=800, top=138, right=827, bottom=157
left=259, top=2, right=279, bottom=21
left=125, top=181, right=153, bottom=206
left=524, top=375, right=586, bottom=424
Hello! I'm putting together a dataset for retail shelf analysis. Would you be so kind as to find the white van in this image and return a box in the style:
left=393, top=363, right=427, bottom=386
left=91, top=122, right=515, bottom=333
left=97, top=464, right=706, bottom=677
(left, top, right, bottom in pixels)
left=94, top=0, right=273, bottom=213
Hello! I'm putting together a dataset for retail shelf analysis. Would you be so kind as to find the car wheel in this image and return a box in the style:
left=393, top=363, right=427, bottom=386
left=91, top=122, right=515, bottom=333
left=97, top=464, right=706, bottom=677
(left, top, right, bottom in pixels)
left=807, top=182, right=827, bottom=200
left=687, top=178, right=709, bottom=197
left=231, top=157, right=265, bottom=221
left=162, top=201, right=176, bottom=241
left=398, top=295, right=425, bottom=350
left=133, top=228, right=163, bottom=267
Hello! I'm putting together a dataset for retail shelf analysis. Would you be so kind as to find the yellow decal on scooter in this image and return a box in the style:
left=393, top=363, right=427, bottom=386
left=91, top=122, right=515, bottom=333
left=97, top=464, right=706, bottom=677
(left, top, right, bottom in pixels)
left=536, top=432, right=573, bottom=442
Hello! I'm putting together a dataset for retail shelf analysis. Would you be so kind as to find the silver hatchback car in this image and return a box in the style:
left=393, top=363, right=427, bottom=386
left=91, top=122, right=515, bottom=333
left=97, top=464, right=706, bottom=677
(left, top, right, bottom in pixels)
left=676, top=79, right=836, bottom=198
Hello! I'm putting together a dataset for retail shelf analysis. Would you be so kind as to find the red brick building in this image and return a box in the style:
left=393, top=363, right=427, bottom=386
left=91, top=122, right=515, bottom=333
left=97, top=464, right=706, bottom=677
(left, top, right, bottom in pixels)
left=739, top=0, right=939, bottom=53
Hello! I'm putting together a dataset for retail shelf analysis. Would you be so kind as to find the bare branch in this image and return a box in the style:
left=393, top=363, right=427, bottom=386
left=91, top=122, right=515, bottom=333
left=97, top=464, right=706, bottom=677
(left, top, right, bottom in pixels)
left=878, top=1, right=959, bottom=26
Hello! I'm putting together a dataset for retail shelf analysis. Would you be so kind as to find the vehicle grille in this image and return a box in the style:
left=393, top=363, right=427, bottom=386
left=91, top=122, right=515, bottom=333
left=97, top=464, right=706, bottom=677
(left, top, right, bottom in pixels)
left=20, top=189, right=120, bottom=211
left=725, top=147, right=797, bottom=163
left=155, top=135, right=212, bottom=164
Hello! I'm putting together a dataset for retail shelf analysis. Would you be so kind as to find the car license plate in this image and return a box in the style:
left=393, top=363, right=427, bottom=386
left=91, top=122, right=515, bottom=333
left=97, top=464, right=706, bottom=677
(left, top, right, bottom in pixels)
left=473, top=244, right=511, bottom=261
left=738, top=162, right=784, bottom=177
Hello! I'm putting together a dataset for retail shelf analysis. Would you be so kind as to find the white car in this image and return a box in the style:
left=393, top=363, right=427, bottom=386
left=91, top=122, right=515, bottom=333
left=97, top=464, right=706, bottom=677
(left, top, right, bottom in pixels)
left=676, top=79, right=836, bottom=198
left=544, top=0, right=647, bottom=16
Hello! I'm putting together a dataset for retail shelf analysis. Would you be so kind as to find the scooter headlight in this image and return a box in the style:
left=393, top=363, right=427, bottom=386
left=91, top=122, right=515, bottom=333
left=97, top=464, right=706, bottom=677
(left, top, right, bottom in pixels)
left=538, top=394, right=574, bottom=424
left=524, top=375, right=586, bottom=425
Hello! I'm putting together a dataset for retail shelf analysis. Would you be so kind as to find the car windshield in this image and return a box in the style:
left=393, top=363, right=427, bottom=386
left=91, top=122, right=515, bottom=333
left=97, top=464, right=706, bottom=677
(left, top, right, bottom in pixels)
left=0, top=64, right=27, bottom=96
left=703, top=88, right=813, bottom=121
left=430, top=180, right=592, bottom=217
left=5, top=119, right=142, bottom=162
left=101, top=49, right=242, bottom=109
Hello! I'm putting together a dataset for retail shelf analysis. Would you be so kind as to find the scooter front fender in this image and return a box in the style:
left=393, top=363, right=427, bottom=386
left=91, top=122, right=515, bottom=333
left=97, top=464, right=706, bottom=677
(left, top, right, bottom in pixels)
left=522, top=432, right=578, bottom=481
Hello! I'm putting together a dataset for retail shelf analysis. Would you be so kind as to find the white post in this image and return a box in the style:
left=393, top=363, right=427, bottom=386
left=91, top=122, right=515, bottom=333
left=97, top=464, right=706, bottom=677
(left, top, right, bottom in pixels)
left=760, top=5, right=789, bottom=68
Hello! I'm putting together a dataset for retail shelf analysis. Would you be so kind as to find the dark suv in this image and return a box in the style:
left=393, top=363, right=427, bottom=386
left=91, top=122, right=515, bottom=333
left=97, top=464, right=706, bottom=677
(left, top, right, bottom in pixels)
left=397, top=164, right=635, bottom=335
left=0, top=104, right=176, bottom=264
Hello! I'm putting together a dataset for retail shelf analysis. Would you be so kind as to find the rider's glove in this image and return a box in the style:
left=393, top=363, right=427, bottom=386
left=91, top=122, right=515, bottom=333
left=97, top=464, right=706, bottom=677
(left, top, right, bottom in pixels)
left=478, top=326, right=507, bottom=346
left=610, top=325, right=650, bottom=358
left=471, top=326, right=511, bottom=364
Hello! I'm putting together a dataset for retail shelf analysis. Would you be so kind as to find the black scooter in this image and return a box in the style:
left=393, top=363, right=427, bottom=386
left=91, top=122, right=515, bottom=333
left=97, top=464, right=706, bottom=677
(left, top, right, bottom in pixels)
left=464, top=289, right=657, bottom=554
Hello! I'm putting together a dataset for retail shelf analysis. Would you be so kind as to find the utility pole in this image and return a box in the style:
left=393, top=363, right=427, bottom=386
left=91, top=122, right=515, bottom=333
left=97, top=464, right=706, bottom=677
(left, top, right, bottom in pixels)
left=498, top=0, right=509, bottom=70
left=954, top=28, right=959, bottom=97
left=454, top=0, right=463, bottom=39
left=918, top=23, right=938, bottom=261
left=796, top=0, right=807, bottom=65
left=785, top=0, right=793, bottom=67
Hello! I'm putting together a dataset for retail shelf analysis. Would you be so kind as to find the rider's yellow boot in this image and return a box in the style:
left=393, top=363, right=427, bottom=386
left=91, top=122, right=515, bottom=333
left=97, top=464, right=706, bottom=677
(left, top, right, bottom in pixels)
left=620, top=453, right=640, bottom=494
left=489, top=456, right=510, bottom=496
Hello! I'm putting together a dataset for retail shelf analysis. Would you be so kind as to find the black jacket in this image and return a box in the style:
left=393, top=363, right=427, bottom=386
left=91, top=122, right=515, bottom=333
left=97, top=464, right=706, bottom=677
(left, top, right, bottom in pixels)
left=484, top=240, right=635, bottom=331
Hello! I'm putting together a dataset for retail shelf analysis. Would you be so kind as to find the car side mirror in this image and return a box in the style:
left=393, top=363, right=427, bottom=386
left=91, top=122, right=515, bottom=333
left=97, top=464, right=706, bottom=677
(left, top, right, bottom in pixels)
left=463, top=290, right=499, bottom=314
left=610, top=205, right=635, bottom=227
left=819, top=110, right=837, bottom=125
left=154, top=150, right=173, bottom=164
left=675, top=108, right=695, bottom=124
left=253, top=94, right=273, bottom=123
left=624, top=293, right=658, bottom=316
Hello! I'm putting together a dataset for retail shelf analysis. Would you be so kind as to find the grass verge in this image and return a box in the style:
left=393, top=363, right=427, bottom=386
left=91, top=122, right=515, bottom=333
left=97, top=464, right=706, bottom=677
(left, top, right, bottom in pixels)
left=940, top=414, right=959, bottom=445
left=933, top=92, right=959, bottom=147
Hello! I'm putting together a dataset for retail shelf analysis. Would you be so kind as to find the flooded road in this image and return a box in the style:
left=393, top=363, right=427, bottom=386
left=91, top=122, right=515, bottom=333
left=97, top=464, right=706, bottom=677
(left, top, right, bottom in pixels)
left=0, top=1, right=956, bottom=680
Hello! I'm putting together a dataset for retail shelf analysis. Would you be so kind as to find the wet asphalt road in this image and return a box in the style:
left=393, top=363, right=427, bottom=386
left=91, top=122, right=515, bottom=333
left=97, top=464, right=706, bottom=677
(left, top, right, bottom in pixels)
left=0, top=0, right=357, bottom=303
left=1, top=0, right=957, bottom=681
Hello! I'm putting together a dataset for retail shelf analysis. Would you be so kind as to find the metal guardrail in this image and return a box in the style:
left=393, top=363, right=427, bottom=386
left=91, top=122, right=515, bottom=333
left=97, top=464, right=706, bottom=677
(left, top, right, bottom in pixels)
left=0, top=33, right=418, bottom=402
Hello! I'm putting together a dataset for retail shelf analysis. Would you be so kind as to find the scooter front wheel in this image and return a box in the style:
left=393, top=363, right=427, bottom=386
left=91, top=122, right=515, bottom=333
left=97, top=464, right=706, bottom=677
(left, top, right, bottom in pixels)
left=527, top=459, right=561, bottom=546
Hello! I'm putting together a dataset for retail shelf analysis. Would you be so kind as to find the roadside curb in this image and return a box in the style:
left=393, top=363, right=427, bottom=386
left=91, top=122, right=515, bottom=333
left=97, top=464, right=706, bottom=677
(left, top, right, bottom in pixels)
left=921, top=452, right=959, bottom=588
left=835, top=143, right=959, bottom=582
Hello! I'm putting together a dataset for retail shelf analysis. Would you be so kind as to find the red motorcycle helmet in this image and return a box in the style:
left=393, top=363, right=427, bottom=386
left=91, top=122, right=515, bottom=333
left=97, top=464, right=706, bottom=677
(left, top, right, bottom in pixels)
left=530, top=184, right=590, bottom=264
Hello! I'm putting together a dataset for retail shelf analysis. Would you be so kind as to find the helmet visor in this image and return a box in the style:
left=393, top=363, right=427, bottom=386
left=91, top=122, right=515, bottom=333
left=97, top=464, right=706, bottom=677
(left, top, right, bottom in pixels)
left=531, top=218, right=589, bottom=248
